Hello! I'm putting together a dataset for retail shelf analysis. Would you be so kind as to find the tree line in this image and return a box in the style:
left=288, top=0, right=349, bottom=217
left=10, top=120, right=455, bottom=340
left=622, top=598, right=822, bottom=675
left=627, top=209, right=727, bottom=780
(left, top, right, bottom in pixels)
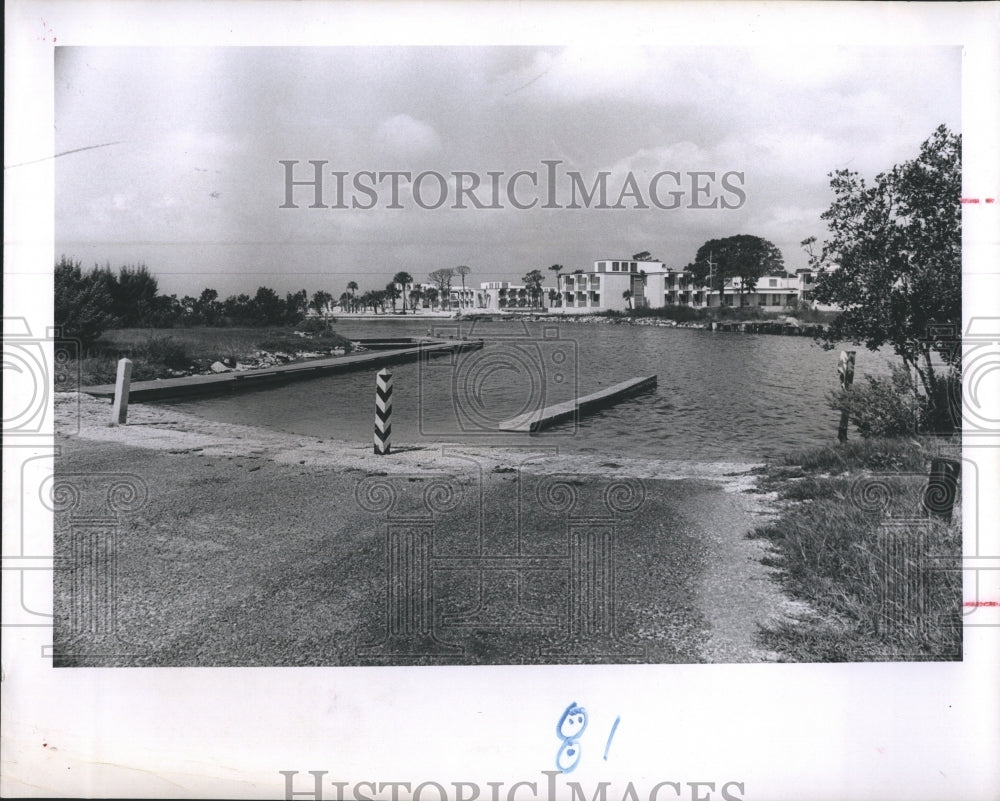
left=54, top=257, right=334, bottom=349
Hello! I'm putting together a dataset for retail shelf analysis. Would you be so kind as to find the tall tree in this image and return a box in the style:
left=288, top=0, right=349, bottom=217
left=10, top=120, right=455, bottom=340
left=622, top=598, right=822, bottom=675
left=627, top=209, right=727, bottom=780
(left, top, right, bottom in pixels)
left=409, top=287, right=424, bottom=311
left=113, top=263, right=160, bottom=326
left=392, top=271, right=413, bottom=313
left=522, top=269, right=545, bottom=307
left=807, top=124, right=961, bottom=403
left=424, top=286, right=439, bottom=310
left=285, top=289, right=309, bottom=324
left=687, top=235, right=784, bottom=307
left=310, top=290, right=333, bottom=316
left=454, top=265, right=471, bottom=309
left=428, top=268, right=454, bottom=310
left=197, top=288, right=221, bottom=323
left=53, top=257, right=115, bottom=350
left=384, top=281, right=402, bottom=313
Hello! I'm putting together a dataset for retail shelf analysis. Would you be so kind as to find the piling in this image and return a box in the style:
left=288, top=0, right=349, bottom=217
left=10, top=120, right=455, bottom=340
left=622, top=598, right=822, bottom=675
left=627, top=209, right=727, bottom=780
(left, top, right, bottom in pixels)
left=837, top=351, right=856, bottom=442
left=111, top=358, right=132, bottom=425
left=924, top=457, right=961, bottom=521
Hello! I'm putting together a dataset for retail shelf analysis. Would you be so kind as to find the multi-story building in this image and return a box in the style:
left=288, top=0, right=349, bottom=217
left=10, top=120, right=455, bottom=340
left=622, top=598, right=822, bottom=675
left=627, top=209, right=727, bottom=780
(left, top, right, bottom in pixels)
left=554, top=259, right=821, bottom=314
left=479, top=281, right=555, bottom=311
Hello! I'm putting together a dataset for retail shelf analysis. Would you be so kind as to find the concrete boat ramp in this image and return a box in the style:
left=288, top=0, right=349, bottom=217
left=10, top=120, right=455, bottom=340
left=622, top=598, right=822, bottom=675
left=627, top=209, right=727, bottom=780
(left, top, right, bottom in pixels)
left=80, top=338, right=483, bottom=402
left=498, top=375, right=657, bottom=432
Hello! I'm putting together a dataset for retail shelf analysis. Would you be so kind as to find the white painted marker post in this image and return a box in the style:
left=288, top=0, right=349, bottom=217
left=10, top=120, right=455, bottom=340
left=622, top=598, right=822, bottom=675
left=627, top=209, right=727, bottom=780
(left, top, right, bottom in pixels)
left=111, top=357, right=133, bottom=425
left=837, top=350, right=856, bottom=442
left=374, top=368, right=392, bottom=455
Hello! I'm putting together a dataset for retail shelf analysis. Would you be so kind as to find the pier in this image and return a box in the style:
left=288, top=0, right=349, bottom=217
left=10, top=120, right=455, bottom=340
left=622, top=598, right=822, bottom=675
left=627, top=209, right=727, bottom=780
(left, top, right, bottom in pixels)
left=80, top=339, right=483, bottom=402
left=498, top=375, right=657, bottom=432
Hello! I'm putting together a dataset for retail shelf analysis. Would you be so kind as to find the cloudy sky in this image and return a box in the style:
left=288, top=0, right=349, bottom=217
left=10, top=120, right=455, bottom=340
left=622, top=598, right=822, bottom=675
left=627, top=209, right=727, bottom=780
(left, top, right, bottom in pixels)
left=55, top=46, right=960, bottom=299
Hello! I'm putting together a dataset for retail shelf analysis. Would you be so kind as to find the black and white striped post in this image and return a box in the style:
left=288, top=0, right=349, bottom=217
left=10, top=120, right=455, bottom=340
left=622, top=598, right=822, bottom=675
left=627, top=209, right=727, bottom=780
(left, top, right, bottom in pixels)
left=374, top=368, right=392, bottom=455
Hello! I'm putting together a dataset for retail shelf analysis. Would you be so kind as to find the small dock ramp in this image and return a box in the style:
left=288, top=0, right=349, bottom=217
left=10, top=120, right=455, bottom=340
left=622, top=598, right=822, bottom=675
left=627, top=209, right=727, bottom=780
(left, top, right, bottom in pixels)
left=498, top=375, right=657, bottom=432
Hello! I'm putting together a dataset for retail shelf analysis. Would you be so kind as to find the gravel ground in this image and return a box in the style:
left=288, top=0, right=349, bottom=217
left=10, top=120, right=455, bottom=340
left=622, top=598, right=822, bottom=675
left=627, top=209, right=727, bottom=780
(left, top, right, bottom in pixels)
left=52, top=393, right=799, bottom=666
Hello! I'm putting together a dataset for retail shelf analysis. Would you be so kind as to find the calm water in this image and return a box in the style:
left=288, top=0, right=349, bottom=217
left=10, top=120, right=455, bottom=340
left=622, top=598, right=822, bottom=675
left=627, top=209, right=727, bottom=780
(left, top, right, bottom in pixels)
left=161, top=320, right=892, bottom=462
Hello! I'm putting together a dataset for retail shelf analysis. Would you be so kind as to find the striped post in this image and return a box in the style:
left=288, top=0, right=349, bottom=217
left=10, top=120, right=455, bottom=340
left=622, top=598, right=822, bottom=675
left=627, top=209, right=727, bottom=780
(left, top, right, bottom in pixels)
left=111, top=358, right=133, bottom=425
left=374, top=368, right=392, bottom=455
left=837, top=350, right=855, bottom=443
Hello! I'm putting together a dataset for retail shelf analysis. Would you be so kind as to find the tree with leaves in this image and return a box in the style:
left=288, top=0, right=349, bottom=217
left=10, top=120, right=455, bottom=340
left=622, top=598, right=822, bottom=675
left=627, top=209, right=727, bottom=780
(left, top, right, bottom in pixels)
left=409, top=286, right=424, bottom=312
left=384, top=282, right=402, bottom=313
left=113, top=263, right=160, bottom=326
left=454, top=265, right=471, bottom=309
left=632, top=251, right=654, bottom=262
left=522, top=269, right=545, bottom=307
left=687, top=235, right=784, bottom=307
left=622, top=289, right=633, bottom=310
left=807, top=124, right=961, bottom=411
left=310, top=290, right=333, bottom=317
left=424, top=286, right=439, bottom=310
left=428, top=268, right=454, bottom=310
left=54, top=257, right=116, bottom=350
left=392, top=271, right=413, bottom=313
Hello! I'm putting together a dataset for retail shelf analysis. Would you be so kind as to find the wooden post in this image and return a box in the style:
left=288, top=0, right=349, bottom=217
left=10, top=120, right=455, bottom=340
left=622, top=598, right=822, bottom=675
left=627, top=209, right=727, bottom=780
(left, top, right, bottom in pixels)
left=111, top=358, right=132, bottom=425
left=837, top=350, right=856, bottom=443
left=374, top=368, right=392, bottom=455
left=924, top=457, right=961, bottom=521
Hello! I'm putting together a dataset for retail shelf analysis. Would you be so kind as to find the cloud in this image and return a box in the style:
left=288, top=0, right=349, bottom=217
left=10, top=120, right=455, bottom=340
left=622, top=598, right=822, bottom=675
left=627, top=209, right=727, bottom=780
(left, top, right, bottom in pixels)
left=374, top=114, right=442, bottom=159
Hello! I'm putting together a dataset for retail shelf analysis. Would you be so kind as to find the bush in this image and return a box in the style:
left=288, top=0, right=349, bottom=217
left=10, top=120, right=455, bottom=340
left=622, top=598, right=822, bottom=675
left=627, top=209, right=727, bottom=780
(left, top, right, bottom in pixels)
left=296, top=317, right=337, bottom=334
left=134, top=335, right=192, bottom=370
left=54, top=257, right=116, bottom=352
left=828, top=362, right=958, bottom=438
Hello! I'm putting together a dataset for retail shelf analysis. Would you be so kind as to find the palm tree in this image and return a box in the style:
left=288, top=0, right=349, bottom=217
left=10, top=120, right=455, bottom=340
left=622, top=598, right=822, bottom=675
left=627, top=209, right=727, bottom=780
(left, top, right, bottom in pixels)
left=384, top=282, right=402, bottom=312
left=393, top=271, right=413, bottom=313
left=623, top=289, right=633, bottom=310
left=310, top=290, right=333, bottom=317
left=346, top=281, right=358, bottom=313
left=409, top=287, right=424, bottom=311
left=424, top=286, right=439, bottom=310
left=454, top=265, right=471, bottom=309
left=522, top=269, right=545, bottom=308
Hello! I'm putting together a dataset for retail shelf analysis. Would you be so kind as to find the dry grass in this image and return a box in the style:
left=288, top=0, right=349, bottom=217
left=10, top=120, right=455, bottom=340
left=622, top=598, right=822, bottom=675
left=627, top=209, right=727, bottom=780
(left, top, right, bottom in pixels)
left=57, top=326, right=352, bottom=387
left=751, top=436, right=962, bottom=661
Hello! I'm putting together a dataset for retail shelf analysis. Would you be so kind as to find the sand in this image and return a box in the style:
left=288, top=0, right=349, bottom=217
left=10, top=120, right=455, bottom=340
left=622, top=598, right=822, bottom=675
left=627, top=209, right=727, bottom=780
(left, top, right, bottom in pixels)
left=52, top=392, right=803, bottom=666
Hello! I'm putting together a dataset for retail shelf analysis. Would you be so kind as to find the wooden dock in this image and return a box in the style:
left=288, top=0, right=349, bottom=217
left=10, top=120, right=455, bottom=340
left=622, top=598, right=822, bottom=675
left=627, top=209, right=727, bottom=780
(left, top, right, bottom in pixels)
left=80, top=339, right=483, bottom=402
left=498, top=375, right=657, bottom=432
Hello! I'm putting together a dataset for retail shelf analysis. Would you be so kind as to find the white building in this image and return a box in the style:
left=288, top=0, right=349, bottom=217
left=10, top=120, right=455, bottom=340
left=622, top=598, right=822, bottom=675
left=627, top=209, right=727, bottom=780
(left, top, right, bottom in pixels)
left=554, top=259, right=821, bottom=314
left=479, top=281, right=556, bottom=311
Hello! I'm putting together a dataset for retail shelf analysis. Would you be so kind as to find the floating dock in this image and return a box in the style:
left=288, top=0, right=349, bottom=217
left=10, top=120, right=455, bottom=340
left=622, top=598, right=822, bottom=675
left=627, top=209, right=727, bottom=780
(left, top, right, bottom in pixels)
left=498, top=375, right=657, bottom=432
left=80, top=339, right=483, bottom=402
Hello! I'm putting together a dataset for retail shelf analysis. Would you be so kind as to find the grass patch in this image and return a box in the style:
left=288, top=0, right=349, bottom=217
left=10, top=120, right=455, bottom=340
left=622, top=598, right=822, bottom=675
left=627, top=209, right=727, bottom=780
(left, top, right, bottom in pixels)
left=753, top=436, right=962, bottom=661
left=57, top=326, right=353, bottom=388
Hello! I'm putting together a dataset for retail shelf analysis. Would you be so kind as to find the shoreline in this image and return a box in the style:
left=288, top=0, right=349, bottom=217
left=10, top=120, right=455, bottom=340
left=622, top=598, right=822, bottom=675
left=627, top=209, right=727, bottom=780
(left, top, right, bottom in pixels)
left=52, top=391, right=800, bottom=666
left=56, top=391, right=766, bottom=485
